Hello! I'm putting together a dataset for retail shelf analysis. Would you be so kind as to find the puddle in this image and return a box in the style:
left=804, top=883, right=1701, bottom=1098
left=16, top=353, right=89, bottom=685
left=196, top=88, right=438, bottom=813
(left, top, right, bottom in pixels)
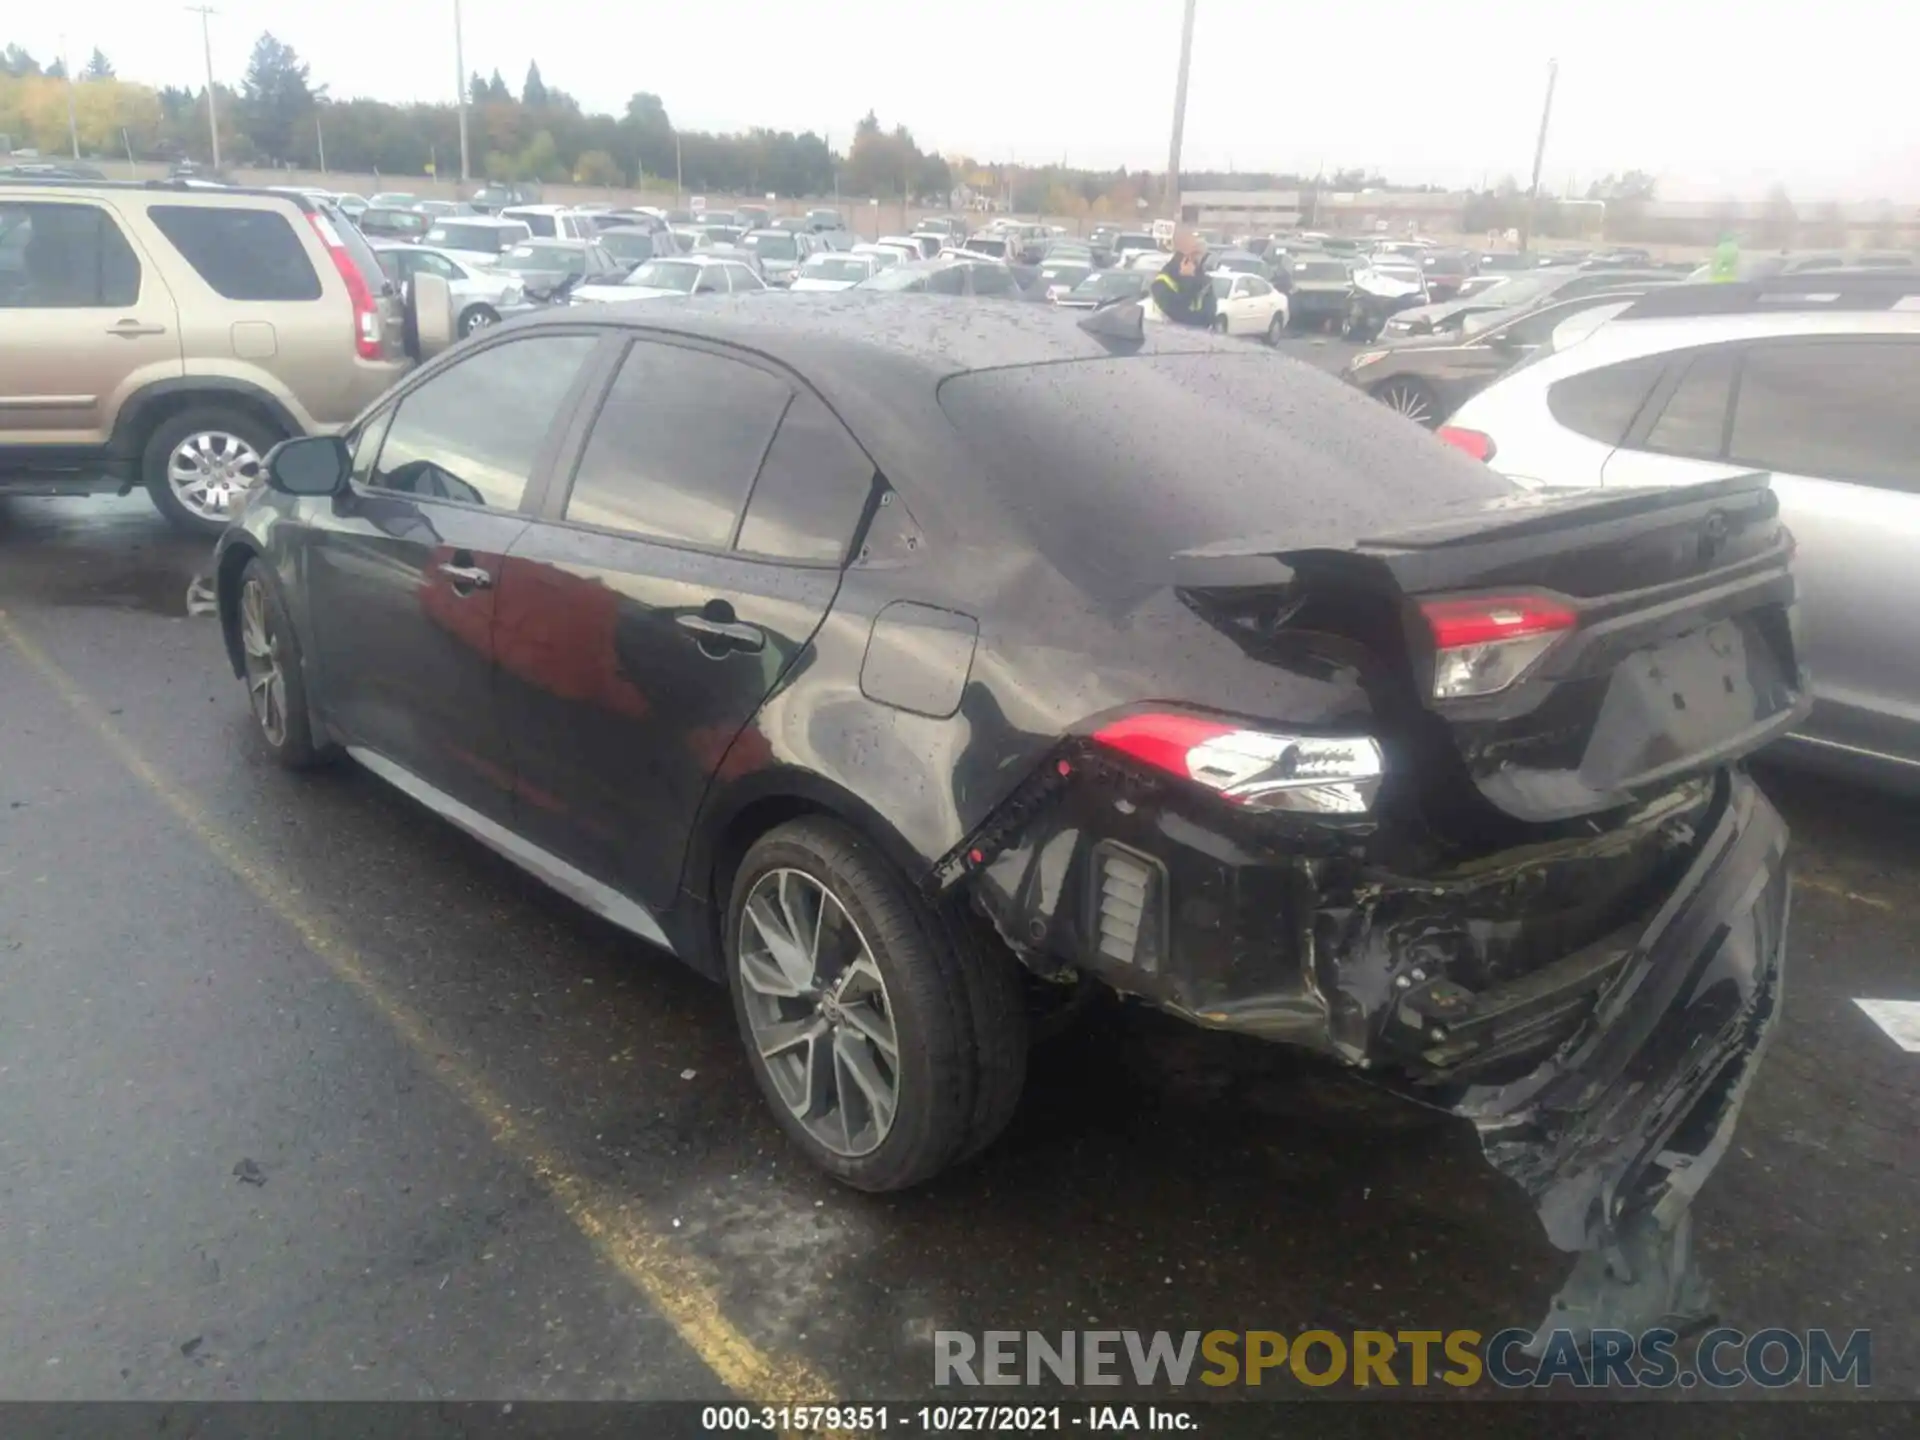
left=0, top=496, right=216, bottom=618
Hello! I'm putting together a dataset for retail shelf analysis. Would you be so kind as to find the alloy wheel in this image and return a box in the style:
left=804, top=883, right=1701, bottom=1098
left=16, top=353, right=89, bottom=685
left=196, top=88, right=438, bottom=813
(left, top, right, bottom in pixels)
left=461, top=307, right=496, bottom=336
left=737, top=867, right=901, bottom=1158
left=168, top=431, right=263, bottom=523
left=1377, top=382, right=1435, bottom=425
left=239, top=578, right=288, bottom=749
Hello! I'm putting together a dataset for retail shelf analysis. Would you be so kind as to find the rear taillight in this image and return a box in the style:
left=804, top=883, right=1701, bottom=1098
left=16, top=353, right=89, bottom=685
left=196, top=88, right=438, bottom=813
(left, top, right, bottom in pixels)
left=1436, top=425, right=1496, bottom=462
left=1092, top=712, right=1384, bottom=815
left=1420, top=594, right=1577, bottom=700
left=307, top=212, right=383, bottom=360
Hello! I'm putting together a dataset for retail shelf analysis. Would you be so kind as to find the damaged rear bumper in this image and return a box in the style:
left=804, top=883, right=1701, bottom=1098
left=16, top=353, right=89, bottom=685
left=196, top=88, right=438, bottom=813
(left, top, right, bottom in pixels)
left=959, top=755, right=1787, bottom=1271
left=1449, top=773, right=1787, bottom=1255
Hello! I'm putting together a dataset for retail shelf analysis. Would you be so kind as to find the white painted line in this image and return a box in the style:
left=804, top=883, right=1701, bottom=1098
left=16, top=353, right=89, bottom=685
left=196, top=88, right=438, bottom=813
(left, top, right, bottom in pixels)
left=1854, top=999, right=1920, bottom=1053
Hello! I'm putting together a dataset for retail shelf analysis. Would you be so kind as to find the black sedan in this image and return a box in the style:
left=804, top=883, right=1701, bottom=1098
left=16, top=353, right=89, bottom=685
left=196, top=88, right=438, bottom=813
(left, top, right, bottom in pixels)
left=215, top=296, right=1803, bottom=1340
left=1339, top=287, right=1652, bottom=426
left=1378, top=267, right=1678, bottom=339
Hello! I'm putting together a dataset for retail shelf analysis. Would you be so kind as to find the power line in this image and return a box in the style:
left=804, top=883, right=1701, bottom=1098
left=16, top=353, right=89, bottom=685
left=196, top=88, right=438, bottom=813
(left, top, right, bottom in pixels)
left=185, top=5, right=220, bottom=170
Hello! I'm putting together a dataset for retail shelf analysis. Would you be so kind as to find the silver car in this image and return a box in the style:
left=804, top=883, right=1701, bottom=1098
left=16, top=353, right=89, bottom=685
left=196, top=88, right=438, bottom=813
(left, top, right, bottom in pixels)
left=1442, top=272, right=1920, bottom=784
left=370, top=242, right=534, bottom=338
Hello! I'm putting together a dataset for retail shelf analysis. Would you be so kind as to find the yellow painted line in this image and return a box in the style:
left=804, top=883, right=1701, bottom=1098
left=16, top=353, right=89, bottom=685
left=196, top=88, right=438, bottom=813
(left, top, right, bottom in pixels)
left=0, top=611, right=847, bottom=1416
left=1794, top=872, right=1894, bottom=913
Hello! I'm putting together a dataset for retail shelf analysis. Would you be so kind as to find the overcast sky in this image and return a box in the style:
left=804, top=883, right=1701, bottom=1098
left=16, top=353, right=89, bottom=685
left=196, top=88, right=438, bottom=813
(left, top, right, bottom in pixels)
left=15, top=0, right=1918, bottom=201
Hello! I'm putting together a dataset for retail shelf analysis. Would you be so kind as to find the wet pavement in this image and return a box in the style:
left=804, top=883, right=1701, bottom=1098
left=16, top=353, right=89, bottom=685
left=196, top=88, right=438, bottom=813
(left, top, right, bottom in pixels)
left=3, top=449, right=1917, bottom=1424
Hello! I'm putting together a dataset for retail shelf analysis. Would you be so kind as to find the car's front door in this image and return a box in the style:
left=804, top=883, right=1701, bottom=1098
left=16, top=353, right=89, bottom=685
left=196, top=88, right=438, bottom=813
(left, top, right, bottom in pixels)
left=493, top=336, right=875, bottom=915
left=1602, top=336, right=1920, bottom=769
left=302, top=329, right=608, bottom=821
left=0, top=198, right=179, bottom=451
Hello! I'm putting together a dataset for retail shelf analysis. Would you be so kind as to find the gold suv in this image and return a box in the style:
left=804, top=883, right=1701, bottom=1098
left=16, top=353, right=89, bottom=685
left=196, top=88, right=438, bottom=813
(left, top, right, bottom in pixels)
left=0, top=179, right=413, bottom=534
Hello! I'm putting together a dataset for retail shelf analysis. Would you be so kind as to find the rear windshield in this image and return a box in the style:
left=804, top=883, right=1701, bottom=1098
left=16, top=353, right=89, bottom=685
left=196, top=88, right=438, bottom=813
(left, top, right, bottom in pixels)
left=428, top=222, right=514, bottom=253
left=938, top=355, right=1511, bottom=604
left=1294, top=260, right=1351, bottom=282
left=964, top=236, right=1008, bottom=257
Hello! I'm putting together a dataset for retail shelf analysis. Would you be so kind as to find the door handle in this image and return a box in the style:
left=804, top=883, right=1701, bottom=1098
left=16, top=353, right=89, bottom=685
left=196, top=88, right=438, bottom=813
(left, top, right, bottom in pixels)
left=438, top=562, right=493, bottom=591
left=676, top=613, right=764, bottom=654
left=107, top=320, right=168, bottom=338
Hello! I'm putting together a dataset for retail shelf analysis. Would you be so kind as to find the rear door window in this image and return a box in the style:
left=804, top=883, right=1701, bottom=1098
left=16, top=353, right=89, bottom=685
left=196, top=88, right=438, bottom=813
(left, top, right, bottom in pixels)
left=368, top=334, right=598, bottom=508
left=0, top=200, right=141, bottom=307
left=1728, top=339, right=1920, bottom=492
left=735, top=393, right=877, bottom=565
left=1642, top=349, right=1737, bottom=458
left=1547, top=355, right=1665, bottom=444
left=970, top=265, right=1015, bottom=296
left=927, top=266, right=967, bottom=296
left=148, top=205, right=322, bottom=301
left=563, top=341, right=791, bottom=548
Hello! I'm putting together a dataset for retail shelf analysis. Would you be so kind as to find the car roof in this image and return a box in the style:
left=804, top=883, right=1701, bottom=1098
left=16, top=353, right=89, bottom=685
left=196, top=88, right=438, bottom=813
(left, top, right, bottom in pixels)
left=432, top=215, right=526, bottom=228
left=502, top=204, right=572, bottom=215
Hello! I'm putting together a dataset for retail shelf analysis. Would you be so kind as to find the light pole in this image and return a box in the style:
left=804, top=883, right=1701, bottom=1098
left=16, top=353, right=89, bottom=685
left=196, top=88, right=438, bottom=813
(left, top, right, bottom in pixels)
left=186, top=6, right=220, bottom=170
left=1519, top=57, right=1559, bottom=253
left=1165, top=0, right=1198, bottom=223
left=453, top=0, right=470, bottom=184
left=61, top=35, right=80, bottom=159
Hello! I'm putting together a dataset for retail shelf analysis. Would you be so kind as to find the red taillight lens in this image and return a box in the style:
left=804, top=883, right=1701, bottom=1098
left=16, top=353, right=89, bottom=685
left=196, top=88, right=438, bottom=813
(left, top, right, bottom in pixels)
left=1419, top=594, right=1577, bottom=700
left=307, top=212, right=383, bottom=360
left=1436, top=425, right=1496, bottom=462
left=1091, top=712, right=1384, bottom=815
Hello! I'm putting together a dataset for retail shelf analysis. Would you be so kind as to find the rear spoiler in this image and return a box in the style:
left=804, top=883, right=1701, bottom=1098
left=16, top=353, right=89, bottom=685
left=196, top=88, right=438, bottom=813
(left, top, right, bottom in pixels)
left=1171, top=472, right=1780, bottom=598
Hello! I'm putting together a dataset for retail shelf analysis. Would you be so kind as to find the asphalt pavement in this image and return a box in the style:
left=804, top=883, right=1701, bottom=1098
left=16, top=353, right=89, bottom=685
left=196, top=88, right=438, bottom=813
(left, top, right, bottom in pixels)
left=3, top=363, right=1916, bottom=1426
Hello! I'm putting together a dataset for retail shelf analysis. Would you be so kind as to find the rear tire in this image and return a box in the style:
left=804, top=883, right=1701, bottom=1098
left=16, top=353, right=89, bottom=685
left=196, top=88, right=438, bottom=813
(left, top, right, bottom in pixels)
left=1211, top=315, right=1230, bottom=335
left=143, top=405, right=283, bottom=536
left=457, top=303, right=499, bottom=338
left=725, top=818, right=1028, bottom=1191
left=1266, top=313, right=1286, bottom=345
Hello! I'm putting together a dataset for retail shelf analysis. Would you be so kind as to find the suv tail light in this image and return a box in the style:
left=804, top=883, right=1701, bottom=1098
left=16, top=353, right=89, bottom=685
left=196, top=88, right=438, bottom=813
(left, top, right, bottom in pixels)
left=1092, top=712, right=1384, bottom=815
left=306, top=211, right=383, bottom=360
left=1437, top=425, right=1496, bottom=462
left=1420, top=595, right=1576, bottom=700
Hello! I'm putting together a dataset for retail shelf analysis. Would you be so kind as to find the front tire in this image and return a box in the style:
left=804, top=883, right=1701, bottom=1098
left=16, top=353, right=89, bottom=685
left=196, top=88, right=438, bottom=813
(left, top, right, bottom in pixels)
left=1372, top=377, right=1440, bottom=427
left=457, top=303, right=499, bottom=338
left=1266, top=313, right=1286, bottom=345
left=726, top=818, right=1028, bottom=1191
left=143, top=406, right=283, bottom=536
left=236, top=559, right=333, bottom=769
left=1211, top=315, right=1230, bottom=335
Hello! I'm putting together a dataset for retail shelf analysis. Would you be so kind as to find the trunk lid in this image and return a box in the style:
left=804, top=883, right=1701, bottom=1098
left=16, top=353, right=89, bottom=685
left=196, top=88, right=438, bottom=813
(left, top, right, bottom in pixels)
left=1173, top=472, right=1807, bottom=824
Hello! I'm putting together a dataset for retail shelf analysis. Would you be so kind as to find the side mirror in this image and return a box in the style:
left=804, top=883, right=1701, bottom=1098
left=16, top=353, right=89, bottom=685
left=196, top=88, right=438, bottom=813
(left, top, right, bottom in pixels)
left=265, top=435, right=350, bottom=496
left=411, top=271, right=455, bottom=359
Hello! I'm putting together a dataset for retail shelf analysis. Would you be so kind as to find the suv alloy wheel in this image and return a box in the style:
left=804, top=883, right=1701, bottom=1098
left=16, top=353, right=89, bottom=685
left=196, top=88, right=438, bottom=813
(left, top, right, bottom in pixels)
left=144, top=406, right=284, bottom=535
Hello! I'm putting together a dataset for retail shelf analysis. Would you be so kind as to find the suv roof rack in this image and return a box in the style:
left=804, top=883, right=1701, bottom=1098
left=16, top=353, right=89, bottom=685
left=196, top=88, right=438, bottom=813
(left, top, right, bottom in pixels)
left=1, top=174, right=321, bottom=210
left=1621, top=270, right=1920, bottom=321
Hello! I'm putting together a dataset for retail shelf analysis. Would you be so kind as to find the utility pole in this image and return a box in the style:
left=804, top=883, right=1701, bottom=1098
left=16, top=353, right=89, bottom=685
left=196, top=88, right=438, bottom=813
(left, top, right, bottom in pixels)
left=315, top=114, right=326, bottom=173
left=674, top=132, right=683, bottom=202
left=61, top=36, right=80, bottom=159
left=1519, top=57, right=1558, bottom=253
left=186, top=6, right=220, bottom=170
left=1165, top=0, right=1198, bottom=223
left=453, top=0, right=470, bottom=184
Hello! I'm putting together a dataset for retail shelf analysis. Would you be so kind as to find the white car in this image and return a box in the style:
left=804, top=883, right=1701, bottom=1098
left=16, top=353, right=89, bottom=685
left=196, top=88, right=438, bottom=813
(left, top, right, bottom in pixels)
left=1207, top=271, right=1293, bottom=341
left=850, top=244, right=904, bottom=271
left=1441, top=274, right=1920, bottom=783
left=791, top=253, right=879, bottom=292
left=500, top=204, right=594, bottom=241
left=369, top=241, right=530, bottom=338
left=570, top=255, right=768, bottom=304
left=1139, top=267, right=1289, bottom=341
left=421, top=216, right=533, bottom=271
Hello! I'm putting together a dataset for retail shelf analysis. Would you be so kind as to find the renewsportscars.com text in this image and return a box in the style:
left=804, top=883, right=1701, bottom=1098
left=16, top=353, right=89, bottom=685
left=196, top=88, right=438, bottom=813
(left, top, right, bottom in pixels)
left=933, top=1328, right=1872, bottom=1390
